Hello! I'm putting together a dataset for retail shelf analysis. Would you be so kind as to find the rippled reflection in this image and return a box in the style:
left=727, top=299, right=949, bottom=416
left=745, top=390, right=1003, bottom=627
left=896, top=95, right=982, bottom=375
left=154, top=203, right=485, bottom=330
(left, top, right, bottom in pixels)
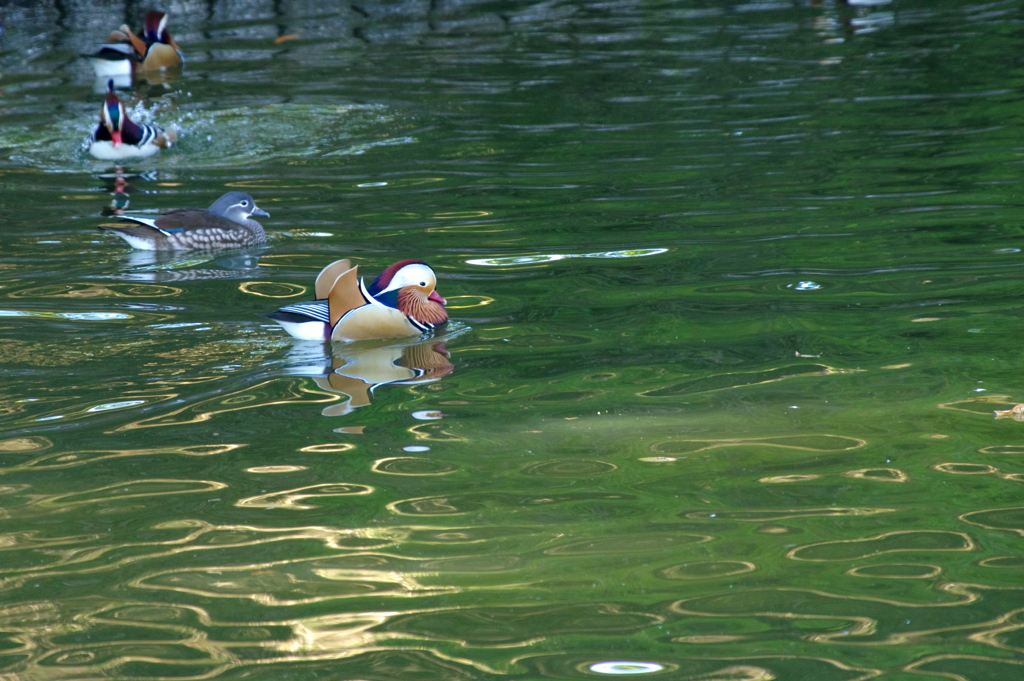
left=282, top=336, right=456, bottom=417
left=466, top=248, right=668, bottom=267
left=116, top=250, right=266, bottom=282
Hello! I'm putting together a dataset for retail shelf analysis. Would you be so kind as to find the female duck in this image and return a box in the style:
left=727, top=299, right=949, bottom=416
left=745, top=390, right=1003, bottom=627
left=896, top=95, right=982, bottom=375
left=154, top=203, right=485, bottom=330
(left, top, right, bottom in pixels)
left=100, top=192, right=270, bottom=250
left=267, top=259, right=448, bottom=342
left=87, top=81, right=175, bottom=160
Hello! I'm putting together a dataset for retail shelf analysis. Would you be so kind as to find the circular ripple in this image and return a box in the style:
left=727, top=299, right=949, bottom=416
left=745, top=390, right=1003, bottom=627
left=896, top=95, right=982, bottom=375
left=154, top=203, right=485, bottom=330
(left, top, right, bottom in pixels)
left=547, top=533, right=710, bottom=556
left=180, top=444, right=243, bottom=456
left=53, top=651, right=95, bottom=665
left=238, top=281, right=307, bottom=298
left=933, top=463, right=997, bottom=474
left=0, top=436, right=52, bottom=452
left=246, top=466, right=307, bottom=473
left=589, top=661, right=664, bottom=675
left=659, top=561, right=756, bottom=580
left=759, top=474, right=821, bottom=483
left=445, top=295, right=495, bottom=309
left=845, top=468, right=908, bottom=482
left=979, top=445, right=1024, bottom=454
left=371, top=457, right=458, bottom=476
left=299, top=443, right=356, bottom=453
left=9, top=283, right=180, bottom=298
left=110, top=605, right=187, bottom=622
left=672, top=635, right=747, bottom=643
left=980, top=556, right=1024, bottom=568
left=847, top=563, right=941, bottom=579
left=521, top=460, right=617, bottom=477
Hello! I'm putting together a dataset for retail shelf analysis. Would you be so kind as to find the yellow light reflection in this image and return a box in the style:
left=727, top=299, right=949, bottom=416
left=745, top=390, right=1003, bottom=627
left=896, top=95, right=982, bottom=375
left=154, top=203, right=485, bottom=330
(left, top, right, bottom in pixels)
left=239, top=281, right=307, bottom=298
left=110, top=379, right=342, bottom=431
left=787, top=530, right=975, bottom=562
left=445, top=295, right=494, bottom=309
left=236, top=483, right=374, bottom=510
left=652, top=434, right=866, bottom=456
left=8, top=283, right=182, bottom=299
left=299, top=444, right=356, bottom=453
left=431, top=211, right=492, bottom=219
left=0, top=444, right=243, bottom=473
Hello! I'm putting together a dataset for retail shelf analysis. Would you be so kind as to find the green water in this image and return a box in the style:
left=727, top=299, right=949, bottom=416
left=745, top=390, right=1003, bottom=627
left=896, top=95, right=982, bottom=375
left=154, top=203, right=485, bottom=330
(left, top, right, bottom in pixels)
left=2, top=1, right=1024, bottom=679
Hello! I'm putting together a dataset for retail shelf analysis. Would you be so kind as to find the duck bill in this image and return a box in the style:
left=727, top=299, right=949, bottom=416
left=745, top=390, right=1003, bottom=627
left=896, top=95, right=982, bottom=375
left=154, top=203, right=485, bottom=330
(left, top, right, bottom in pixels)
left=111, top=130, right=123, bottom=146
left=428, top=290, right=446, bottom=305
left=251, top=207, right=270, bottom=217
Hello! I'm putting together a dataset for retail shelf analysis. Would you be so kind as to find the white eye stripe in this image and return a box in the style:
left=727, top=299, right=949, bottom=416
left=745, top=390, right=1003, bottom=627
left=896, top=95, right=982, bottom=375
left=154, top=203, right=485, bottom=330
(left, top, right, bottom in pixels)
left=381, top=263, right=436, bottom=293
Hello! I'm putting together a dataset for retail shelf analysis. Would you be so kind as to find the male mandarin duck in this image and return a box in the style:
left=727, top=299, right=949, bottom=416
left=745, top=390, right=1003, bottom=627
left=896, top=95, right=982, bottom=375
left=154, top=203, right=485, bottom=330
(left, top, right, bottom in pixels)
left=83, top=11, right=183, bottom=78
left=87, top=81, right=176, bottom=161
left=267, top=259, right=448, bottom=342
left=99, top=192, right=269, bottom=250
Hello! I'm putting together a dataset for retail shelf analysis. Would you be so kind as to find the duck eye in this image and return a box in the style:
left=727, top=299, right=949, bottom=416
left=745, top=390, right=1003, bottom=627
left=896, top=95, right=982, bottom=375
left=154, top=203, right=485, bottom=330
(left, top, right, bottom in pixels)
left=240, top=200, right=249, bottom=207
left=419, top=281, right=426, bottom=287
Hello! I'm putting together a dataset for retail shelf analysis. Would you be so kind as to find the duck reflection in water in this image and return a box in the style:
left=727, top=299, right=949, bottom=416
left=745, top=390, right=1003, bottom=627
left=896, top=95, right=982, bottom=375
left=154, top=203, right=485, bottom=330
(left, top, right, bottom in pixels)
left=97, top=167, right=164, bottom=217
left=283, top=337, right=454, bottom=417
left=111, top=249, right=264, bottom=282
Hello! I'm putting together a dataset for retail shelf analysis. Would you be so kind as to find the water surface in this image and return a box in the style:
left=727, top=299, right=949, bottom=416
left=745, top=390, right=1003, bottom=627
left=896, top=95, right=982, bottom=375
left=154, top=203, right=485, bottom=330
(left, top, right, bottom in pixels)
left=2, top=1, right=1024, bottom=679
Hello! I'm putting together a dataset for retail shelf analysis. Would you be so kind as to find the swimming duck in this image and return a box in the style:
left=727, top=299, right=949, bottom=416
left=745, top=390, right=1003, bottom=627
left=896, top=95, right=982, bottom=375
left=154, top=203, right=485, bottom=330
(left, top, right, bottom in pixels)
left=99, top=192, right=269, bottom=250
left=83, top=11, right=183, bottom=79
left=87, top=81, right=176, bottom=161
left=267, top=259, right=448, bottom=342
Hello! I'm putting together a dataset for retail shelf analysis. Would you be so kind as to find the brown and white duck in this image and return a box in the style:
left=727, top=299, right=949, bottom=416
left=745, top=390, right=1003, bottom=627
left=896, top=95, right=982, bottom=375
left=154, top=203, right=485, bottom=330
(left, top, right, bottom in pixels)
left=83, top=11, right=183, bottom=79
left=267, top=259, right=448, bottom=342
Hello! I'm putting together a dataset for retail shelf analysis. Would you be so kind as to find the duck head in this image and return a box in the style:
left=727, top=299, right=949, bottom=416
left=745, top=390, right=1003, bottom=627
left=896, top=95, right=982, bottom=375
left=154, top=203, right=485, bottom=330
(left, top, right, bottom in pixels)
left=100, top=80, right=126, bottom=146
left=208, top=191, right=270, bottom=222
left=371, top=260, right=448, bottom=326
left=143, top=11, right=177, bottom=48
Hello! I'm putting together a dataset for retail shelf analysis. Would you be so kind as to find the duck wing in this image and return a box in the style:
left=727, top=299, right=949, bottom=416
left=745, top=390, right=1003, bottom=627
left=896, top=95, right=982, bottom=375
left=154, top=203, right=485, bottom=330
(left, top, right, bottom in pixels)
left=121, top=210, right=251, bottom=236
left=268, top=300, right=330, bottom=325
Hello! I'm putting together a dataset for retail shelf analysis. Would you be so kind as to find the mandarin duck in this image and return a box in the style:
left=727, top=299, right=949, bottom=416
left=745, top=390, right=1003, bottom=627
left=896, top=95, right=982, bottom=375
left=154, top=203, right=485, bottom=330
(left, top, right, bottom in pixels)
left=87, top=81, right=176, bottom=161
left=83, top=11, right=183, bottom=79
left=267, top=259, right=448, bottom=342
left=99, top=192, right=269, bottom=250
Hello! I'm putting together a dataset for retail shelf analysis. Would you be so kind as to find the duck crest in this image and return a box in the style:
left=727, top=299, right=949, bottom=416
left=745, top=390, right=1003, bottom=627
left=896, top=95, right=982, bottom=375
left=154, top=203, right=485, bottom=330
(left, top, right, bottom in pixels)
left=368, top=259, right=426, bottom=296
left=143, top=11, right=170, bottom=44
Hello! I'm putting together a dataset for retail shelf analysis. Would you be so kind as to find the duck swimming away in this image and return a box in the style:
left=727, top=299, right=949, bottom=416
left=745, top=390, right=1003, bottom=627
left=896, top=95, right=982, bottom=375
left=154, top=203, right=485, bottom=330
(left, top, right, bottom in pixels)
left=86, top=80, right=175, bottom=160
